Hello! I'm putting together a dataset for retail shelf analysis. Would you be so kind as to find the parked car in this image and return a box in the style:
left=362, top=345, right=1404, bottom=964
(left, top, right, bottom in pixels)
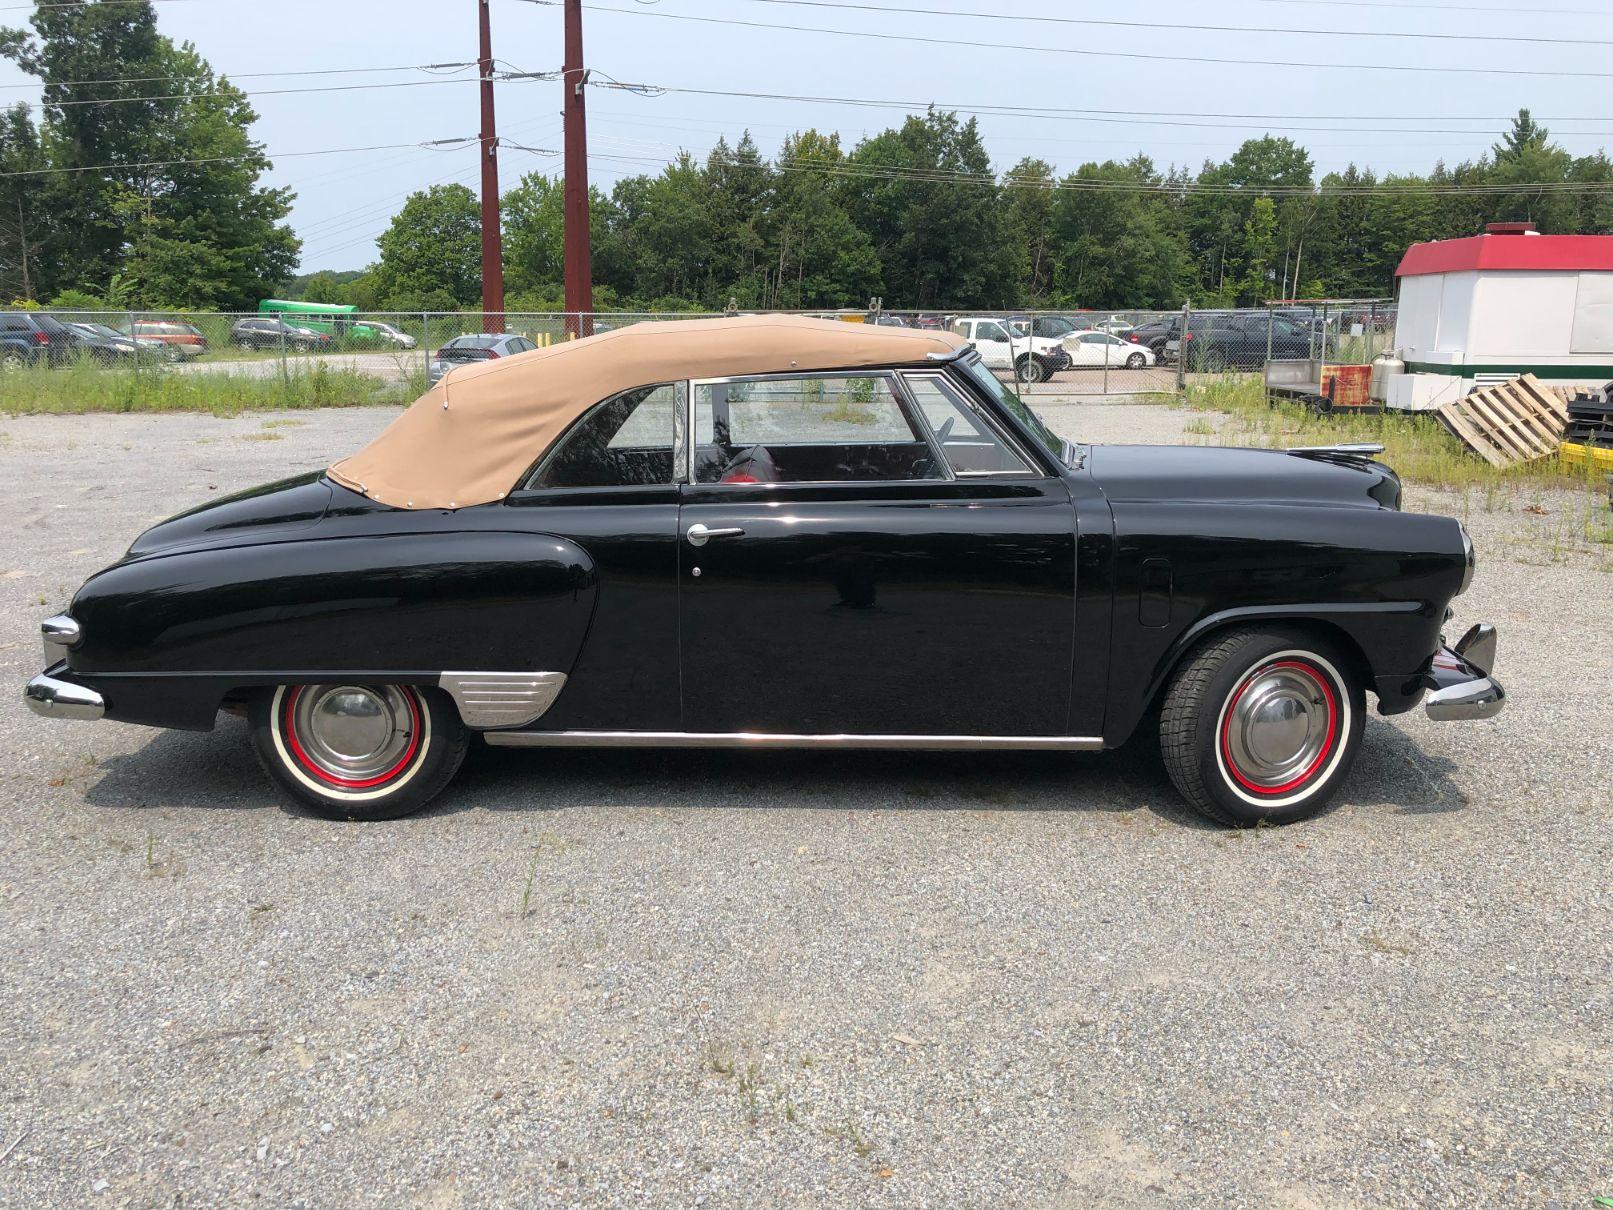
left=355, top=320, right=417, bottom=350
left=67, top=322, right=167, bottom=361
left=26, top=315, right=1502, bottom=827
left=121, top=321, right=208, bottom=361
left=1009, top=316, right=1092, bottom=341
left=949, top=316, right=1068, bottom=382
left=1062, top=330, right=1156, bottom=369
left=63, top=324, right=139, bottom=364
left=229, top=317, right=333, bottom=352
left=1095, top=317, right=1135, bottom=338
left=1126, top=316, right=1180, bottom=357
left=428, top=333, right=540, bottom=384
left=1168, top=313, right=1314, bottom=372
left=0, top=310, right=74, bottom=370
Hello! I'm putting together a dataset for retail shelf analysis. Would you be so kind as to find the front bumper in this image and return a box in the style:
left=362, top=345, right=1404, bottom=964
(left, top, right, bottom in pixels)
left=26, top=667, right=105, bottom=721
left=1424, top=622, right=1505, bottom=722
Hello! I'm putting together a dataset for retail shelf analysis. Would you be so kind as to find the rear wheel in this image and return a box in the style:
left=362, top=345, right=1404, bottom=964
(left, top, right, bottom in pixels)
left=1159, top=628, right=1364, bottom=826
left=1125, top=351, right=1146, bottom=369
left=250, top=683, right=467, bottom=820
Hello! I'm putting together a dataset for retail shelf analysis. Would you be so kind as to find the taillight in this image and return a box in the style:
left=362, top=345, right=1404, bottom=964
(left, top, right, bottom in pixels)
left=33, top=331, right=50, bottom=344
left=1183, top=332, right=1193, bottom=341
left=484, top=350, right=500, bottom=359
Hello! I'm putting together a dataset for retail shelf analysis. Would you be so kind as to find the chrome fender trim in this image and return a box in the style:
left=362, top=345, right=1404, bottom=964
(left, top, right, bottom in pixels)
left=25, top=673, right=106, bottom=721
left=482, top=730, right=1104, bottom=751
left=438, top=672, right=567, bottom=730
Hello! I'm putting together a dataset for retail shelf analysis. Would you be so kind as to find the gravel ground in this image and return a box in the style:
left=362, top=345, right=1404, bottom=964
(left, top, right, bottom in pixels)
left=1, top=403, right=1609, bottom=1208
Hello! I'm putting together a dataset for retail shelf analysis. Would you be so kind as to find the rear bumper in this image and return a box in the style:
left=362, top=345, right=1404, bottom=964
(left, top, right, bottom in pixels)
left=1423, top=622, right=1505, bottom=722
left=25, top=667, right=106, bottom=721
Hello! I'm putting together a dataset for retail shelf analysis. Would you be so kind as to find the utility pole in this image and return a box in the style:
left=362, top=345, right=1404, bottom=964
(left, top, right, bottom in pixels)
left=563, top=0, right=594, bottom=335
left=478, top=0, right=506, bottom=332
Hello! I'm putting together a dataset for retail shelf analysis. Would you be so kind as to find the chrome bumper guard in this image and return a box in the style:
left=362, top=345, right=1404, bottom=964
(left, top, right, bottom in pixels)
left=26, top=670, right=106, bottom=721
left=1424, top=622, right=1505, bottom=722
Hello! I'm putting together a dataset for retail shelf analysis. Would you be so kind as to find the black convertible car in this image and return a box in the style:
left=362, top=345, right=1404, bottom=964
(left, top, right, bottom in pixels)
left=25, top=316, right=1502, bottom=826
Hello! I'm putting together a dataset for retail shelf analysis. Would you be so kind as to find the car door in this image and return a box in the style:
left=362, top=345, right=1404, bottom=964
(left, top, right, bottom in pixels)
left=1068, top=332, right=1104, bottom=367
left=677, top=369, right=1076, bottom=737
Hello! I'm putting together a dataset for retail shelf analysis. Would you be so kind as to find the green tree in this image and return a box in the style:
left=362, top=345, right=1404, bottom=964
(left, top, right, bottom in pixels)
left=2, top=1, right=296, bottom=305
left=0, top=102, right=45, bottom=301
left=1002, top=158, right=1056, bottom=303
left=371, top=184, right=481, bottom=310
left=767, top=129, right=881, bottom=308
left=845, top=109, right=1016, bottom=309
left=1048, top=157, right=1192, bottom=309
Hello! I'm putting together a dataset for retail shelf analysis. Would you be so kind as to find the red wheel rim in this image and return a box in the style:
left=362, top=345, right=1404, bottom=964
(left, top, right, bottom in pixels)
left=1220, top=659, right=1339, bottom=797
left=282, top=684, right=422, bottom=790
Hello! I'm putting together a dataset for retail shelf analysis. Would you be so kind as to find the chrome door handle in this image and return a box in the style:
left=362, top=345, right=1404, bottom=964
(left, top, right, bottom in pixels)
left=686, top=523, right=745, bottom=547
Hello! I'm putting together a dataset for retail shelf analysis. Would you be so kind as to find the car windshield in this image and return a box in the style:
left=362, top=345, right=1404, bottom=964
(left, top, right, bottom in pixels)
left=958, top=355, right=1074, bottom=468
left=1034, top=317, right=1077, bottom=337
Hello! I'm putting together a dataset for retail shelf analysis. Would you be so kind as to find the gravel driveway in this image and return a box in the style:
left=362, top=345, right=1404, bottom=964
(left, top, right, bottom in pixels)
left=1, top=403, right=1608, bottom=1207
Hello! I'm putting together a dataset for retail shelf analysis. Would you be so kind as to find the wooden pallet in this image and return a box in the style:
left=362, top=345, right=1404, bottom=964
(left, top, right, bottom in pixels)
left=1437, top=374, right=1570, bottom=468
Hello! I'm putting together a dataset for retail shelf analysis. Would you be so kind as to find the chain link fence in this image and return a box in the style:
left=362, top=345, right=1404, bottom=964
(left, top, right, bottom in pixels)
left=5, top=303, right=1395, bottom=407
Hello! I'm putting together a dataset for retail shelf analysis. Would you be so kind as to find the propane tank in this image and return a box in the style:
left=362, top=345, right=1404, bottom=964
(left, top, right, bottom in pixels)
left=1371, top=353, right=1405, bottom=404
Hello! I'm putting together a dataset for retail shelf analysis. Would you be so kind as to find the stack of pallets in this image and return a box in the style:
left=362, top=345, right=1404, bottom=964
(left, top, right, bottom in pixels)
left=1560, top=383, right=1613, bottom=472
left=1436, top=375, right=1570, bottom=469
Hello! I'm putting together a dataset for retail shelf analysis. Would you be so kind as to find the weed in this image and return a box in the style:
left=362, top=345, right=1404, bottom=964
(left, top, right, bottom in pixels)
left=517, top=830, right=568, bottom=918
left=239, top=432, right=283, bottom=442
left=1179, top=378, right=1601, bottom=496
left=0, top=363, right=420, bottom=417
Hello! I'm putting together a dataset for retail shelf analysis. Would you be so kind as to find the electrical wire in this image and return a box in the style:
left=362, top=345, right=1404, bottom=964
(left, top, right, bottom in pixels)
left=0, top=62, right=478, bottom=93
left=711, top=0, right=1613, bottom=48
left=0, top=137, right=479, bottom=178
left=588, top=81, right=1613, bottom=137
left=541, top=2, right=1613, bottom=79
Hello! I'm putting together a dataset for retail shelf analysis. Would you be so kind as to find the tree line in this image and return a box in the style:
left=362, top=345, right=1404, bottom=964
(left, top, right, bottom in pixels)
left=3, top=4, right=1610, bottom=314
left=298, top=109, right=1613, bottom=316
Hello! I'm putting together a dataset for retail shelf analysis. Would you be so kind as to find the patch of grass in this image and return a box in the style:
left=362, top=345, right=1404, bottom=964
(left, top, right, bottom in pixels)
left=0, top=362, right=423, bottom=417
left=1179, top=377, right=1605, bottom=495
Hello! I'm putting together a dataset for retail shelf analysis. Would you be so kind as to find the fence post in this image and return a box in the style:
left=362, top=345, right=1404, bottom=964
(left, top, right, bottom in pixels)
left=1265, top=303, right=1274, bottom=368
left=277, top=317, right=288, bottom=394
left=1368, top=301, right=1378, bottom=362
left=128, top=309, right=139, bottom=391
left=1176, top=300, right=1191, bottom=394
left=422, top=313, right=430, bottom=382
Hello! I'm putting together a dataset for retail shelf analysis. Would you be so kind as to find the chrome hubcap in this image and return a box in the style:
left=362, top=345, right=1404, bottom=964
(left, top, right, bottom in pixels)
left=291, top=685, right=416, bottom=781
left=1225, top=666, right=1331, bottom=789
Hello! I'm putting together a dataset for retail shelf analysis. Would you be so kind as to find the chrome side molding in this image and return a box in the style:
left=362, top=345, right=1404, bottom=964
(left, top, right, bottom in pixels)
left=25, top=673, right=105, bottom=721
left=438, top=671, right=567, bottom=729
left=482, top=730, right=1104, bottom=751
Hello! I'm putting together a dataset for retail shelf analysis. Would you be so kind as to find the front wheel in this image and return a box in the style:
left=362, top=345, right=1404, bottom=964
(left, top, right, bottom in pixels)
left=1159, top=628, right=1364, bottom=826
left=1015, top=354, right=1047, bottom=384
left=1125, top=351, right=1146, bottom=369
left=250, top=683, right=468, bottom=820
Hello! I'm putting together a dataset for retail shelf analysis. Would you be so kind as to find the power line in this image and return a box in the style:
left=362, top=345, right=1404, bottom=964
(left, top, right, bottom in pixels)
left=0, top=137, right=487, bottom=179
left=589, top=81, right=1613, bottom=137
left=721, top=0, right=1613, bottom=48
left=0, top=62, right=478, bottom=93
left=544, top=2, right=1613, bottom=79
left=16, top=74, right=541, bottom=110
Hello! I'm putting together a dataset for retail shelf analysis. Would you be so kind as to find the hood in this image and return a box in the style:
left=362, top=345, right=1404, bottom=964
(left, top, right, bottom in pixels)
left=123, top=472, right=335, bottom=560
left=1087, top=444, right=1401, bottom=510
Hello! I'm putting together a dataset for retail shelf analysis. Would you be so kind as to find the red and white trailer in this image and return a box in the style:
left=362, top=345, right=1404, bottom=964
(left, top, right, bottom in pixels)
left=1382, top=224, right=1613, bottom=412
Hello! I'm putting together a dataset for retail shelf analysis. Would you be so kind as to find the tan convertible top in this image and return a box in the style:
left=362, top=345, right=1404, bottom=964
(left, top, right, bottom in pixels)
left=328, top=314, right=964, bottom=509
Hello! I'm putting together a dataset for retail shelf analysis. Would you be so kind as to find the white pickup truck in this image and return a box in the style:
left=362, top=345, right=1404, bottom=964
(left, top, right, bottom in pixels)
left=948, top=317, right=1069, bottom=383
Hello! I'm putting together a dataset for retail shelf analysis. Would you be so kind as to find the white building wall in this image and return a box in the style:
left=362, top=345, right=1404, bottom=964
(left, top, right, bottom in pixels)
left=1468, top=270, right=1577, bottom=357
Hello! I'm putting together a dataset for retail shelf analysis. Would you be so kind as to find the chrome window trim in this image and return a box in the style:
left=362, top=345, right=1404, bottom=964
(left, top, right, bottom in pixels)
left=520, top=381, right=685, bottom=492
left=898, top=370, right=1039, bottom=478
left=685, top=368, right=945, bottom=488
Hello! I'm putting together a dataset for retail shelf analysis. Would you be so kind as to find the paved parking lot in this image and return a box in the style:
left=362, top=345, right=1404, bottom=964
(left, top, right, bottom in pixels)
left=1, top=403, right=1608, bottom=1206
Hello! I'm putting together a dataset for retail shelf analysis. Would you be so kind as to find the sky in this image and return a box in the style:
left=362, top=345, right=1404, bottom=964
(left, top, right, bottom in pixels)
left=2, top=0, right=1611, bottom=273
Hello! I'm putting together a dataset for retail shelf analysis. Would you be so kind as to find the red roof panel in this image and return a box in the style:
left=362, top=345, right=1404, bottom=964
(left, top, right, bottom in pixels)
left=1396, top=234, right=1613, bottom=277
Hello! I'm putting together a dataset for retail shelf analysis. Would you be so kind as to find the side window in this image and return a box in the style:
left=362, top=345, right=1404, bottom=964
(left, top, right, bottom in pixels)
left=975, top=322, right=1009, bottom=343
left=694, top=375, right=939, bottom=484
left=529, top=382, right=681, bottom=489
left=902, top=374, right=1033, bottom=477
